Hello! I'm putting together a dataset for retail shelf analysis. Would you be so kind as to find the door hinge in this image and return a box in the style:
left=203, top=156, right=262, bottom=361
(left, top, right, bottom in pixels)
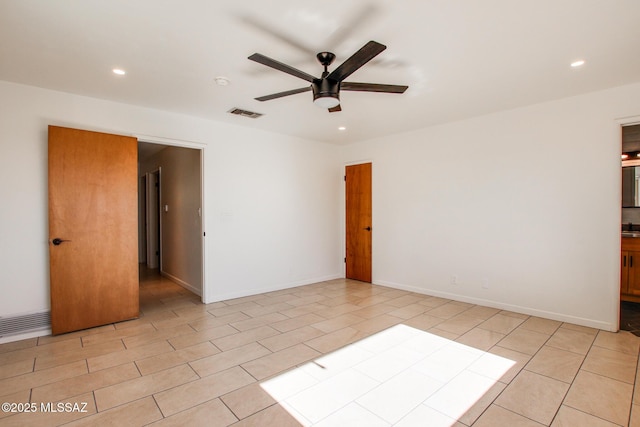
left=344, top=175, right=346, bottom=181
left=344, top=257, right=346, bottom=263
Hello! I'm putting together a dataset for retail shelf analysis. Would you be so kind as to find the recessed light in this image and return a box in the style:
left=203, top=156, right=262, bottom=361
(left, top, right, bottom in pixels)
left=214, top=76, right=230, bottom=86
left=570, top=60, right=585, bottom=68
left=338, top=126, right=346, bottom=131
left=112, top=68, right=126, bottom=75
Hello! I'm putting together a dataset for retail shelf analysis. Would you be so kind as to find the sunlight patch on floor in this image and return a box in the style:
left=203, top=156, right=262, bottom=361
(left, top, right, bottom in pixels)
left=261, top=324, right=515, bottom=426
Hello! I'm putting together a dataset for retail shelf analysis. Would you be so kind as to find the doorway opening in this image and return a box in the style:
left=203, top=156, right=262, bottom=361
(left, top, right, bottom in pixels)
left=137, top=140, right=204, bottom=300
left=621, top=123, right=640, bottom=335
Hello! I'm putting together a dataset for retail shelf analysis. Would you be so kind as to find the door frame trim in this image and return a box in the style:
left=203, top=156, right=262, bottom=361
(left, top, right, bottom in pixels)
left=342, top=160, right=373, bottom=281
left=616, top=115, right=640, bottom=126
left=135, top=133, right=207, bottom=303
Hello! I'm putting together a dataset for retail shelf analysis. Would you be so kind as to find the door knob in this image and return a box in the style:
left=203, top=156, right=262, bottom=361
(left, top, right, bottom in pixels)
left=51, top=238, right=71, bottom=246
left=364, top=226, right=371, bottom=231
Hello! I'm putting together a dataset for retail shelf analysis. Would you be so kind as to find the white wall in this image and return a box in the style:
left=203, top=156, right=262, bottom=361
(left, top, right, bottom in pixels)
left=341, top=83, right=640, bottom=331
left=0, top=80, right=342, bottom=322
left=2, top=77, right=639, bottom=335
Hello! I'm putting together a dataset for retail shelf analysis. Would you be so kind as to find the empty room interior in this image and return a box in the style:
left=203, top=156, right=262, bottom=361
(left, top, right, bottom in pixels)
left=2, top=1, right=640, bottom=426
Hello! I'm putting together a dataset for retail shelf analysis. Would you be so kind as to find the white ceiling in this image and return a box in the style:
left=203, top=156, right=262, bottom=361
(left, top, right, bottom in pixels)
left=1, top=0, right=639, bottom=145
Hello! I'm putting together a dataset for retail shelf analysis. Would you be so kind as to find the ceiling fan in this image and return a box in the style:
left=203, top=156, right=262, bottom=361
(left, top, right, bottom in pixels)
left=248, top=40, right=408, bottom=112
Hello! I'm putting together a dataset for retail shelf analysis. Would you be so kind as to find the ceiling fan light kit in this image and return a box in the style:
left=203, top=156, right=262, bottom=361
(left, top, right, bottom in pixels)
left=313, top=95, right=340, bottom=109
left=312, top=80, right=340, bottom=108
left=248, top=40, right=408, bottom=112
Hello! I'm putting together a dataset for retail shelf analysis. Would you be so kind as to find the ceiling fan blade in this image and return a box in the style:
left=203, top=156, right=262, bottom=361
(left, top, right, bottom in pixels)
left=240, top=15, right=317, bottom=56
left=255, top=86, right=311, bottom=102
left=341, top=82, right=408, bottom=93
left=248, top=53, right=317, bottom=83
left=327, top=40, right=386, bottom=82
left=325, top=4, right=378, bottom=50
left=328, top=104, right=342, bottom=113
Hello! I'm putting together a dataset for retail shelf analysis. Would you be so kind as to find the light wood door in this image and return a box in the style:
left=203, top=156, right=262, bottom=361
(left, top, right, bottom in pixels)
left=48, top=126, right=139, bottom=335
left=345, top=163, right=372, bottom=282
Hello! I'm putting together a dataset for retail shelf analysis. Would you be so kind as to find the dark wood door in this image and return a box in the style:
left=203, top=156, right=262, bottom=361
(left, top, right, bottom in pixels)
left=345, top=163, right=372, bottom=282
left=622, top=250, right=630, bottom=294
left=48, top=125, right=139, bottom=334
left=628, top=251, right=640, bottom=296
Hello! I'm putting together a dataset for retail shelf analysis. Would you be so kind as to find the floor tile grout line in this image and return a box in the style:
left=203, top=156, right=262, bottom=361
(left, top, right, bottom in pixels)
left=547, top=329, right=605, bottom=426
left=151, top=394, right=167, bottom=419
left=579, top=364, right=638, bottom=386
left=217, top=394, right=241, bottom=423
left=490, top=401, right=549, bottom=426
left=483, top=320, right=568, bottom=426
left=93, top=366, right=203, bottom=415
left=146, top=363, right=259, bottom=418
left=90, top=389, right=98, bottom=416
left=627, top=351, right=640, bottom=427
left=133, top=358, right=144, bottom=377
left=591, top=337, right=640, bottom=357
left=560, top=402, right=628, bottom=427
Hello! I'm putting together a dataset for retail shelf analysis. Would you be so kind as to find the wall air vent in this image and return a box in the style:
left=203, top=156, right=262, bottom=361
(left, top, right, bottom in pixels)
left=228, top=108, right=263, bottom=119
left=0, top=310, right=50, bottom=337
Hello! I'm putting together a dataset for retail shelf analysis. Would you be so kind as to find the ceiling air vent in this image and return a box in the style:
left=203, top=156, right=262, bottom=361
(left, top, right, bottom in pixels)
left=228, top=108, right=263, bottom=119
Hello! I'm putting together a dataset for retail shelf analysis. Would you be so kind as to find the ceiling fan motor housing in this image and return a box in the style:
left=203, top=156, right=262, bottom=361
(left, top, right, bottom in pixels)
left=312, top=78, right=340, bottom=102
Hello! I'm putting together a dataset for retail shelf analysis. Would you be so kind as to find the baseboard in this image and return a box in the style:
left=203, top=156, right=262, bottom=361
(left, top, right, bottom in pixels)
left=0, top=327, right=51, bottom=344
left=374, top=279, right=616, bottom=332
left=206, top=273, right=343, bottom=303
left=161, top=271, right=202, bottom=297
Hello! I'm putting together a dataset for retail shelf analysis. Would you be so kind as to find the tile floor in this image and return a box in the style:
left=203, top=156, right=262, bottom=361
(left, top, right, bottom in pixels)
left=621, top=301, right=640, bottom=337
left=1, top=270, right=639, bottom=426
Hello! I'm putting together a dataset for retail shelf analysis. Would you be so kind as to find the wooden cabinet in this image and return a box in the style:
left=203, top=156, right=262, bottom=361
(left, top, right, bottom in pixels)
left=621, top=238, right=640, bottom=301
